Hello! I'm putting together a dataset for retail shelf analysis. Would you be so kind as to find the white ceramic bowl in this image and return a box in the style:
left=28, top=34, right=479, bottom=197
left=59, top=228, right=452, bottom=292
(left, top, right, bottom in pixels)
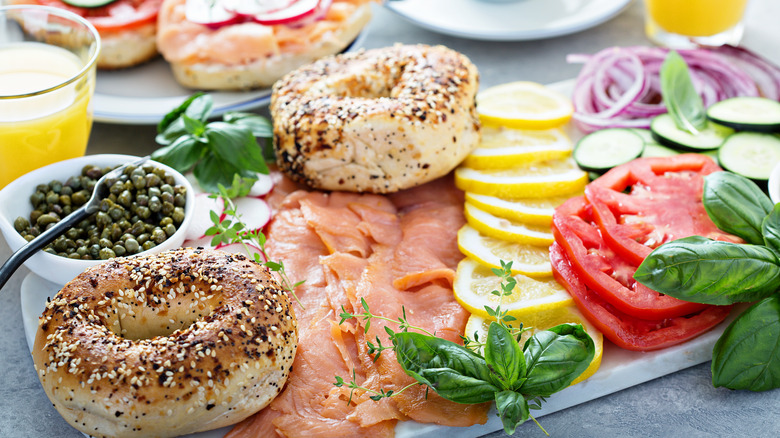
left=0, top=154, right=194, bottom=285
left=769, top=161, right=780, bottom=204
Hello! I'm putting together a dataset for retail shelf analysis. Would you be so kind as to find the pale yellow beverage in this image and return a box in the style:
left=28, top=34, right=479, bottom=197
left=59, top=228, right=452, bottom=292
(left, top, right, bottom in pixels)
left=644, top=0, right=750, bottom=48
left=0, top=5, right=99, bottom=189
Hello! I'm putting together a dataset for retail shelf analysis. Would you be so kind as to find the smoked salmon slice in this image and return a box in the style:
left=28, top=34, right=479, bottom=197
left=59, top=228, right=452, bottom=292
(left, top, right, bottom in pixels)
left=226, top=174, right=489, bottom=438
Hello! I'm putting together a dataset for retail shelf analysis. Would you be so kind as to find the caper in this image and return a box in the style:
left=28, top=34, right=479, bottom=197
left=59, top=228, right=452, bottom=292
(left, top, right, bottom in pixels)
left=49, top=180, right=63, bottom=193
left=63, top=205, right=73, bottom=215
left=142, top=241, right=155, bottom=251
left=160, top=192, right=174, bottom=205
left=136, top=194, right=148, bottom=207
left=173, top=193, right=186, bottom=207
left=136, top=206, right=151, bottom=220
left=85, top=166, right=103, bottom=180
left=172, top=207, right=185, bottom=224
left=61, top=186, right=73, bottom=196
left=146, top=173, right=161, bottom=187
left=43, top=248, right=57, bottom=255
left=125, top=238, right=140, bottom=254
left=100, top=198, right=113, bottom=212
left=65, top=228, right=80, bottom=240
left=99, top=248, right=116, bottom=260
left=160, top=184, right=174, bottom=195
left=24, top=235, right=34, bottom=242
left=65, top=176, right=81, bottom=190
left=112, top=245, right=126, bottom=257
left=132, top=174, right=146, bottom=189
left=109, top=206, right=124, bottom=221
left=51, top=204, right=63, bottom=216
left=161, top=201, right=174, bottom=216
left=30, top=192, right=45, bottom=207
left=98, top=238, right=113, bottom=248
left=117, top=190, right=133, bottom=207
left=13, top=217, right=29, bottom=232
left=68, top=253, right=81, bottom=260
left=76, top=246, right=87, bottom=257
left=164, top=223, right=177, bottom=237
left=36, top=213, right=58, bottom=227
left=58, top=195, right=71, bottom=206
left=147, top=187, right=161, bottom=199
left=89, top=244, right=100, bottom=259
left=164, top=175, right=175, bottom=185
left=136, top=233, right=150, bottom=245
left=148, top=196, right=162, bottom=213
left=160, top=217, right=173, bottom=227
left=110, top=224, right=123, bottom=241
left=151, top=228, right=167, bottom=244
left=96, top=211, right=112, bottom=228
left=29, top=210, right=43, bottom=224
left=110, top=181, right=124, bottom=195
left=46, top=191, right=59, bottom=204
left=71, top=190, right=88, bottom=206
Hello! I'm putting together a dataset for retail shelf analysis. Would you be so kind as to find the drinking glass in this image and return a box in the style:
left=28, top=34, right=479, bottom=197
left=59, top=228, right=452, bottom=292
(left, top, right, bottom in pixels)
left=0, top=5, right=100, bottom=188
left=644, top=0, right=750, bottom=48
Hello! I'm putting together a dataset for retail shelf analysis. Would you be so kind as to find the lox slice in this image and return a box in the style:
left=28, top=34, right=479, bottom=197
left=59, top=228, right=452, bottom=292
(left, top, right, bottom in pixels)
left=585, top=154, right=741, bottom=267
left=552, top=196, right=708, bottom=320
left=550, top=242, right=731, bottom=351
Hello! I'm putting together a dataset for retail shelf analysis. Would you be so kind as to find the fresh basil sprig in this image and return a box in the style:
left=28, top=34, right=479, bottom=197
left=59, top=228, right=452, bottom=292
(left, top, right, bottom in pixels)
left=153, top=94, right=272, bottom=192
left=335, top=261, right=595, bottom=435
left=660, top=50, right=708, bottom=134
left=634, top=172, right=780, bottom=391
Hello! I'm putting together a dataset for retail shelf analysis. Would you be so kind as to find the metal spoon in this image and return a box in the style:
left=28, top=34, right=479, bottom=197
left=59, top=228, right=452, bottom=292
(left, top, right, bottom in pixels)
left=0, top=155, right=150, bottom=290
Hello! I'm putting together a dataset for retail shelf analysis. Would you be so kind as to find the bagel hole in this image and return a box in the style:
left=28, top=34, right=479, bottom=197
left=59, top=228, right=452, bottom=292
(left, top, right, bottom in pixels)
left=107, top=287, right=220, bottom=340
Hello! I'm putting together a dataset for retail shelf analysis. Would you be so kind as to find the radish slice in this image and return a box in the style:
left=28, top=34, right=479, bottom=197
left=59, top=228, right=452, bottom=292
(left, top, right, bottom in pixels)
left=218, top=243, right=266, bottom=261
left=186, top=193, right=224, bottom=240
left=253, top=0, right=319, bottom=25
left=183, top=235, right=218, bottom=249
left=284, top=0, right=330, bottom=27
left=223, top=0, right=296, bottom=16
left=185, top=0, right=241, bottom=28
left=233, top=197, right=271, bottom=231
left=249, top=173, right=274, bottom=197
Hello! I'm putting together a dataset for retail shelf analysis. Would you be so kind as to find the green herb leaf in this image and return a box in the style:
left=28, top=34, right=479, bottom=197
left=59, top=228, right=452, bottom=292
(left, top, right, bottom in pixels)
left=193, top=155, right=244, bottom=193
left=223, top=112, right=273, bottom=137
left=762, top=203, right=780, bottom=255
left=484, top=322, right=525, bottom=390
left=151, top=136, right=205, bottom=173
left=634, top=235, right=780, bottom=305
left=182, top=114, right=207, bottom=137
left=157, top=92, right=204, bottom=134
left=712, top=294, right=780, bottom=391
left=703, top=171, right=773, bottom=245
left=392, top=331, right=498, bottom=404
left=660, top=50, right=708, bottom=134
left=521, top=323, right=595, bottom=397
left=206, top=122, right=269, bottom=174
left=494, top=390, right=529, bottom=435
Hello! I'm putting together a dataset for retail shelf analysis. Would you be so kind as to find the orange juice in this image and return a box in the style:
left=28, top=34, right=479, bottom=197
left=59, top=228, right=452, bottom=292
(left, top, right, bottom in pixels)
left=646, top=0, right=749, bottom=37
left=0, top=42, right=95, bottom=188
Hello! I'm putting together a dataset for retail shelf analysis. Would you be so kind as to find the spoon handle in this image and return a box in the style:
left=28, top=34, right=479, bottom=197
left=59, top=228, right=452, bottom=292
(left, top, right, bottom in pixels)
left=0, top=205, right=92, bottom=290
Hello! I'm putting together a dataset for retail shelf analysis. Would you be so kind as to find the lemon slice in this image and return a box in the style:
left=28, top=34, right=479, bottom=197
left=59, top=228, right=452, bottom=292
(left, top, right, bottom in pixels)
left=464, top=202, right=553, bottom=246
left=464, top=127, right=573, bottom=169
left=463, top=310, right=603, bottom=386
left=457, top=224, right=552, bottom=277
left=454, top=258, right=572, bottom=320
left=464, top=192, right=577, bottom=226
left=455, top=158, right=588, bottom=198
left=477, top=81, right=574, bottom=130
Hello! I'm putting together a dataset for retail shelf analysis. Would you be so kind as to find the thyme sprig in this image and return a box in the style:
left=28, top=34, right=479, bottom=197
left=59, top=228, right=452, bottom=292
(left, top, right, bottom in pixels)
left=205, top=175, right=303, bottom=308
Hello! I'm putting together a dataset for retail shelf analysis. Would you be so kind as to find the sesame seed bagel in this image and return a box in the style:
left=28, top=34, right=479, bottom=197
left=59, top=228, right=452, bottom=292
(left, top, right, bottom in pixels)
left=32, top=248, right=297, bottom=438
left=271, top=44, right=481, bottom=193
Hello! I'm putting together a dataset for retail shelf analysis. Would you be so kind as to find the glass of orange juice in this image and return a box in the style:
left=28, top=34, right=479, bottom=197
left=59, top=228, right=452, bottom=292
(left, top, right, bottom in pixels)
left=0, top=5, right=100, bottom=188
left=644, top=0, right=750, bottom=48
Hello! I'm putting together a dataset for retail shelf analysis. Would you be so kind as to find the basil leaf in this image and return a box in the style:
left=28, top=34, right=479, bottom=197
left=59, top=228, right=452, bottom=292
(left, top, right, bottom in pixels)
left=157, top=92, right=204, bottom=133
left=712, top=294, right=780, bottom=391
left=635, top=236, right=780, bottom=305
left=484, top=322, right=525, bottom=390
left=393, top=331, right=498, bottom=404
left=151, top=136, right=205, bottom=173
left=660, top=50, right=707, bottom=133
left=520, top=324, right=595, bottom=397
left=156, top=117, right=188, bottom=146
left=703, top=171, right=773, bottom=245
left=206, top=122, right=269, bottom=174
left=224, top=112, right=273, bottom=138
left=762, top=203, right=780, bottom=255
left=184, top=94, right=214, bottom=122
left=495, top=390, right=529, bottom=435
left=193, top=155, right=245, bottom=193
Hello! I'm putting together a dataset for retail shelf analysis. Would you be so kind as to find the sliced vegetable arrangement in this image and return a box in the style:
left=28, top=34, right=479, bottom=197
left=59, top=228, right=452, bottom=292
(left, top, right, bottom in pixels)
left=185, top=0, right=333, bottom=28
left=552, top=154, right=735, bottom=350
left=635, top=172, right=780, bottom=391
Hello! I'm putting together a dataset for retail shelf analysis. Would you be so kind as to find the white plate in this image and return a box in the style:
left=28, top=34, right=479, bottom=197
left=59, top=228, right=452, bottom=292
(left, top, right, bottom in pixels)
left=385, top=0, right=632, bottom=41
left=20, top=79, right=736, bottom=438
left=93, top=31, right=367, bottom=125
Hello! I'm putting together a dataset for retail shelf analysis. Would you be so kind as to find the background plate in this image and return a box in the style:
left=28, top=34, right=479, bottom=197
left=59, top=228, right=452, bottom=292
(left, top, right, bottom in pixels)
left=385, top=0, right=632, bottom=41
left=93, top=31, right=367, bottom=125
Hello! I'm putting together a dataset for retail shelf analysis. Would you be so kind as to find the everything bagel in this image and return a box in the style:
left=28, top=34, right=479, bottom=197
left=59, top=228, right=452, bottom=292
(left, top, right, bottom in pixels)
left=32, top=248, right=297, bottom=438
left=271, top=44, right=481, bottom=193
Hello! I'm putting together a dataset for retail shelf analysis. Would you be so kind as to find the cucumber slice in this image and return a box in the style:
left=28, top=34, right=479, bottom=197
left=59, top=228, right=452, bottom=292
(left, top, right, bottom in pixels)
left=641, top=143, right=679, bottom=158
left=650, top=113, right=732, bottom=151
left=707, top=97, right=780, bottom=133
left=62, top=0, right=117, bottom=8
left=573, top=128, right=644, bottom=173
left=718, top=132, right=780, bottom=181
left=630, top=128, right=656, bottom=144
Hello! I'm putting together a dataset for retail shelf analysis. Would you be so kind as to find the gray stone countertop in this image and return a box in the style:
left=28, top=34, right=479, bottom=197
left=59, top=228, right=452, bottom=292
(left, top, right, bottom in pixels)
left=2, top=1, right=780, bottom=437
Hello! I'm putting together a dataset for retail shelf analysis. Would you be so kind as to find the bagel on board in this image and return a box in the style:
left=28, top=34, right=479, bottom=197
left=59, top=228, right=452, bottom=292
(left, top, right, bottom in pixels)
left=156, top=0, right=373, bottom=90
left=32, top=248, right=297, bottom=438
left=271, top=44, right=481, bottom=193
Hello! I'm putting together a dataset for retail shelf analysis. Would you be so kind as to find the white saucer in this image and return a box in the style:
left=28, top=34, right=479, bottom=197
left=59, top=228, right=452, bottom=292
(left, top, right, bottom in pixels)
left=385, top=0, right=632, bottom=41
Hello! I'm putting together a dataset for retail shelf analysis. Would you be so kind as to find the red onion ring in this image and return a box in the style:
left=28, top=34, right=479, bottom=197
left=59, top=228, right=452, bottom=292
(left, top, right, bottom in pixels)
left=568, top=45, right=780, bottom=133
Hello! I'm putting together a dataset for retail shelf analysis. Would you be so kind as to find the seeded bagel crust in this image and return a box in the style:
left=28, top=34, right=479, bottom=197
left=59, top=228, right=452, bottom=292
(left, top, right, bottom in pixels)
left=32, top=248, right=297, bottom=438
left=271, top=44, right=481, bottom=193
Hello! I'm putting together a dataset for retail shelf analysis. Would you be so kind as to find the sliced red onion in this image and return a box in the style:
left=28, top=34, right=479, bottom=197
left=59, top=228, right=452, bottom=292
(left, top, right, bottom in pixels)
left=185, top=0, right=241, bottom=29
left=253, top=0, right=320, bottom=25
left=569, top=45, right=780, bottom=132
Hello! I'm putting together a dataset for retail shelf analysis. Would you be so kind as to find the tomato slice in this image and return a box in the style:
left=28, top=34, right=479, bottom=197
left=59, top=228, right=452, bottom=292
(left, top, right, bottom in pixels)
left=31, top=0, right=162, bottom=32
left=586, top=154, right=740, bottom=266
left=552, top=196, right=708, bottom=319
left=550, top=242, right=731, bottom=351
